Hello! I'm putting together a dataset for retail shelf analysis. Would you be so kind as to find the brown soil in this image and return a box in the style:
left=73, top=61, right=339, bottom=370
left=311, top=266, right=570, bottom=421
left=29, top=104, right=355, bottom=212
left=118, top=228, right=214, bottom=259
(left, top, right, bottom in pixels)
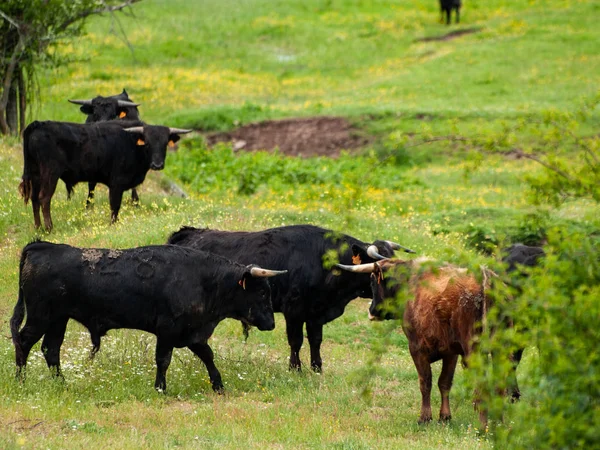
left=205, top=116, right=371, bottom=158
left=415, top=27, right=482, bottom=42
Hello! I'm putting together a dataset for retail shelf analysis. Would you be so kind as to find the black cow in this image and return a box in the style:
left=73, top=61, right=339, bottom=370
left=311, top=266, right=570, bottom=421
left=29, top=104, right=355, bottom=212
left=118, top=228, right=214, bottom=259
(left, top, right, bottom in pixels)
left=501, top=243, right=545, bottom=401
left=19, top=120, right=191, bottom=231
left=440, top=0, right=461, bottom=25
left=69, top=89, right=140, bottom=123
left=10, top=240, right=285, bottom=392
left=167, top=224, right=414, bottom=372
left=69, top=89, right=142, bottom=206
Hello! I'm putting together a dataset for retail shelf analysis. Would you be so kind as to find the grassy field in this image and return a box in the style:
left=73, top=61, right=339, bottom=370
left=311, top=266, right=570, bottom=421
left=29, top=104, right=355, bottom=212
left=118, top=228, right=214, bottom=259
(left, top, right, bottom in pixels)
left=1, top=0, right=599, bottom=448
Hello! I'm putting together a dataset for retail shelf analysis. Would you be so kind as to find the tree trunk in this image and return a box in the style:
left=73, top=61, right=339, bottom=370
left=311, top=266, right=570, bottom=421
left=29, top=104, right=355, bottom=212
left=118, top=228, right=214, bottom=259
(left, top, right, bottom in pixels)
left=6, top=75, right=18, bottom=135
left=18, top=67, right=26, bottom=135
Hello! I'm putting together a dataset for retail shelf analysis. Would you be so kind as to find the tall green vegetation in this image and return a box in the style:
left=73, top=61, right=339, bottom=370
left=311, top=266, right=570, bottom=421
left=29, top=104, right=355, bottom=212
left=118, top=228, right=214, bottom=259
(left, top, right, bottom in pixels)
left=465, top=97, right=600, bottom=448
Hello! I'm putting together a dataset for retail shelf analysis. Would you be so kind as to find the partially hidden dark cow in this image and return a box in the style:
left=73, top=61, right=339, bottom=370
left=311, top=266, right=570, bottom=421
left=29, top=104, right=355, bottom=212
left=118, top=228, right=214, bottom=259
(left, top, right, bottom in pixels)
left=337, top=258, right=493, bottom=424
left=69, top=89, right=142, bottom=206
left=167, top=224, right=415, bottom=372
left=440, top=0, right=461, bottom=25
left=19, top=119, right=191, bottom=231
left=10, top=240, right=286, bottom=392
left=500, top=243, right=545, bottom=401
left=69, top=89, right=140, bottom=123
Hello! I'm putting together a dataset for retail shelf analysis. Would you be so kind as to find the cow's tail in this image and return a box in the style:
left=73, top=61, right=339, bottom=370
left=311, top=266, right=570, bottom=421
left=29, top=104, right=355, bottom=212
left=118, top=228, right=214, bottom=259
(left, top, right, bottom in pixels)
left=19, top=121, right=41, bottom=205
left=10, top=246, right=31, bottom=369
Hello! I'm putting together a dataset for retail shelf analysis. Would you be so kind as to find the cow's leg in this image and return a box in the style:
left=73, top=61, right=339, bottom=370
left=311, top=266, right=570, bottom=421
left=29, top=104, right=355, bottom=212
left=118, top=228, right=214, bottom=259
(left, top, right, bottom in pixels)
left=86, top=182, right=97, bottom=208
left=455, top=7, right=460, bottom=24
left=41, top=318, right=68, bottom=377
left=89, top=331, right=101, bottom=360
left=286, top=319, right=304, bottom=371
left=438, top=354, right=459, bottom=422
left=507, top=348, right=524, bottom=402
left=39, top=176, right=58, bottom=232
left=446, top=9, right=451, bottom=25
left=306, top=321, right=323, bottom=372
left=188, top=342, right=224, bottom=393
left=108, top=187, right=124, bottom=224
left=15, top=321, right=46, bottom=380
left=31, top=183, right=42, bottom=229
left=131, top=188, right=139, bottom=205
left=154, top=339, right=173, bottom=392
left=410, top=348, right=433, bottom=424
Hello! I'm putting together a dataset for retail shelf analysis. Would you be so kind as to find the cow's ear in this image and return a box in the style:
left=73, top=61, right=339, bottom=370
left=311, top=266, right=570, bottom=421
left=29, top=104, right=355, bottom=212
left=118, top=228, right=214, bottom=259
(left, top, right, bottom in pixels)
left=373, top=263, right=384, bottom=284
left=169, top=134, right=182, bottom=144
left=238, top=272, right=251, bottom=290
left=80, top=105, right=94, bottom=115
left=352, top=244, right=368, bottom=265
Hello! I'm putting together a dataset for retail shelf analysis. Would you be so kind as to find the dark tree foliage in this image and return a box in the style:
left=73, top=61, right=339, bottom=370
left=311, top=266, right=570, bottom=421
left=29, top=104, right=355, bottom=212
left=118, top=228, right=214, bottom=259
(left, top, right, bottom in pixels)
left=0, top=0, right=142, bottom=135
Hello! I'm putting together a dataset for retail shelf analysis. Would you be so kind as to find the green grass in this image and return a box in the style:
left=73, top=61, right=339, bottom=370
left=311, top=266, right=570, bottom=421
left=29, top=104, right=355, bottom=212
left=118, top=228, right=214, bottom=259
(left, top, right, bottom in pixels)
left=1, top=0, right=599, bottom=448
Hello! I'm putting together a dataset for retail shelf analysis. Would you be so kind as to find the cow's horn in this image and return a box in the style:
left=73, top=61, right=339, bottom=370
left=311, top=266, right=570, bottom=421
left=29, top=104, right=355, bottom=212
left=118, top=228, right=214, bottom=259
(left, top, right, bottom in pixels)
left=336, top=263, right=377, bottom=273
left=68, top=99, right=93, bottom=106
left=117, top=100, right=140, bottom=107
left=168, top=127, right=192, bottom=134
left=249, top=267, right=288, bottom=277
left=124, top=127, right=144, bottom=133
left=385, top=240, right=416, bottom=254
left=367, top=245, right=388, bottom=261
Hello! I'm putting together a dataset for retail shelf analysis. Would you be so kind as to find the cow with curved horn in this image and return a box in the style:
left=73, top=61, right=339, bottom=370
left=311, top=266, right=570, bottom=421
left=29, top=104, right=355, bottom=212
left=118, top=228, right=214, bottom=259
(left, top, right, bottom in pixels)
left=68, top=89, right=143, bottom=205
left=19, top=119, right=191, bottom=231
left=69, top=89, right=141, bottom=123
left=337, top=258, right=494, bottom=424
left=11, top=240, right=286, bottom=393
left=167, top=224, right=414, bottom=372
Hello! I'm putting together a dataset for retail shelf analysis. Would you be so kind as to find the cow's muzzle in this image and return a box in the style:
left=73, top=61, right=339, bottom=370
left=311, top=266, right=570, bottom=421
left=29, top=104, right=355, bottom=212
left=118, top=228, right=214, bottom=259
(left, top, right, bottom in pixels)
left=150, top=162, right=164, bottom=170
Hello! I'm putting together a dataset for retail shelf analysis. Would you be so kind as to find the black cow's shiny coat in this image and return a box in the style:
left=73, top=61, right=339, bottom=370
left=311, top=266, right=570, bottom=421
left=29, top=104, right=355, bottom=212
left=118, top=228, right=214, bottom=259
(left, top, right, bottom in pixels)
left=10, top=241, right=275, bottom=392
left=19, top=119, right=183, bottom=230
left=167, top=224, right=397, bottom=371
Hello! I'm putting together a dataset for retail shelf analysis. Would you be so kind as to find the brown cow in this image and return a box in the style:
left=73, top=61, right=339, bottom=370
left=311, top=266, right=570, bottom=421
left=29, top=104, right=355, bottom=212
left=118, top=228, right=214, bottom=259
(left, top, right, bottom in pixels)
left=337, top=257, right=493, bottom=424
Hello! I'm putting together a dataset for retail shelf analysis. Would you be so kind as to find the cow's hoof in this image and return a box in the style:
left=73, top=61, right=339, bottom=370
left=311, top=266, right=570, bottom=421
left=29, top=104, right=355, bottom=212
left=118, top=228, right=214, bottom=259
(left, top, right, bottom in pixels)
left=212, top=384, right=224, bottom=395
left=439, top=414, right=452, bottom=423
left=418, top=416, right=433, bottom=425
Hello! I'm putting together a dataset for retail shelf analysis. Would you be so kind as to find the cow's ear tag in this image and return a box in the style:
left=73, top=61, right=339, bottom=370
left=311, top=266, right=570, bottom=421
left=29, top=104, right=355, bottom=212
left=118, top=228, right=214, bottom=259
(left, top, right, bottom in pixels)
left=119, top=111, right=127, bottom=118
left=352, top=255, right=361, bottom=265
left=238, top=279, right=246, bottom=290
left=168, top=140, right=175, bottom=148
left=136, top=138, right=145, bottom=146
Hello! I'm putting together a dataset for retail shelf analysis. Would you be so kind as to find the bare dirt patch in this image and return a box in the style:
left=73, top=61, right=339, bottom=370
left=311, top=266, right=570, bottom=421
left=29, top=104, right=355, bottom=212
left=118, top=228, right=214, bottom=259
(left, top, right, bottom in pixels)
left=415, top=27, right=482, bottom=43
left=205, top=116, right=371, bottom=158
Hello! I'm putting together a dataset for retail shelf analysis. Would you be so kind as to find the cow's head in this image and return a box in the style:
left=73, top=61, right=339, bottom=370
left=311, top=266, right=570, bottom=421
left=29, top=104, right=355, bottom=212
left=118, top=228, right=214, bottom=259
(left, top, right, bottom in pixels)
left=337, top=259, right=411, bottom=321
left=69, top=89, right=141, bottom=123
left=235, top=265, right=287, bottom=331
left=124, top=126, right=192, bottom=170
left=349, top=240, right=414, bottom=297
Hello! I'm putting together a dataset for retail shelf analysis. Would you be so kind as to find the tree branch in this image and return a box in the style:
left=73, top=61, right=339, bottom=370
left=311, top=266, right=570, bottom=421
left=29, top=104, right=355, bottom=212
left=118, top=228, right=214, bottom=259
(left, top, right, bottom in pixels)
left=56, top=0, right=143, bottom=33
left=0, top=9, right=21, bottom=29
left=0, top=32, right=25, bottom=135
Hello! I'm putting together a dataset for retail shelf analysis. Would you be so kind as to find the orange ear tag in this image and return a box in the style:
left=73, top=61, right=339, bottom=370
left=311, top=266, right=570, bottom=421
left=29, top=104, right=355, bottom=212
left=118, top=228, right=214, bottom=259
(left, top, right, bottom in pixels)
left=119, top=111, right=127, bottom=118
left=136, top=139, right=145, bottom=146
left=352, top=255, right=361, bottom=265
left=168, top=140, right=175, bottom=148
